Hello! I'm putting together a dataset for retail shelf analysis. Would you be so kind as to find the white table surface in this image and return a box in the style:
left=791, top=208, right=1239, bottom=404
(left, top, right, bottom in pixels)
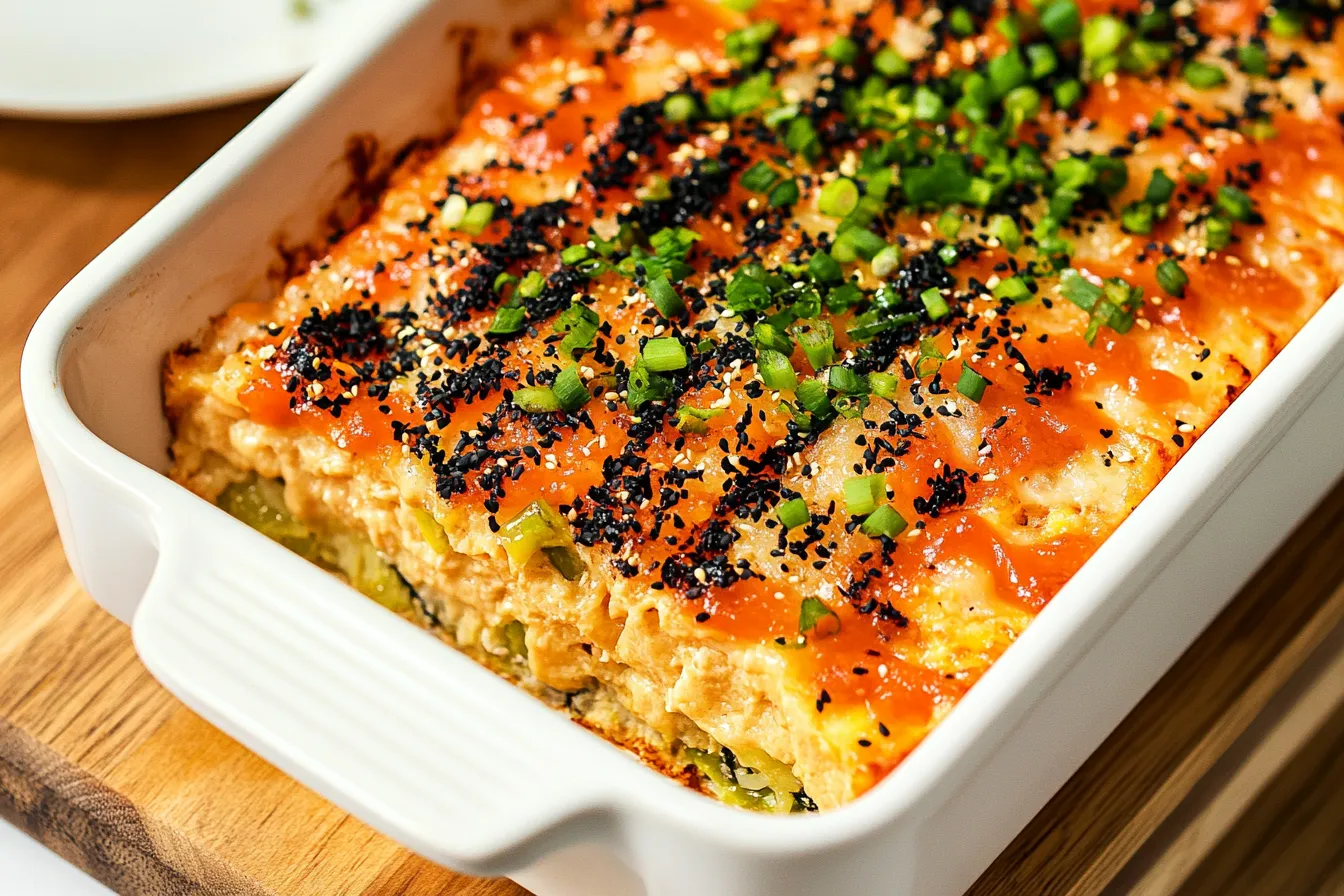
left=0, top=817, right=110, bottom=895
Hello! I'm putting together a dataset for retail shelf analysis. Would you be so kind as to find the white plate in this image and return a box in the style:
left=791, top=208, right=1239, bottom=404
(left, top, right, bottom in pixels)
left=0, top=0, right=374, bottom=120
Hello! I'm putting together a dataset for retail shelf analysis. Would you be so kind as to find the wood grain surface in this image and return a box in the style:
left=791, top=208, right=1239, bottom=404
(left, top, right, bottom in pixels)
left=2, top=103, right=1343, bottom=896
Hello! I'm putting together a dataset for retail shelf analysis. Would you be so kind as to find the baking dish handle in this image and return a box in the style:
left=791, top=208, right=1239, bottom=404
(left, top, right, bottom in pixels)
left=130, top=514, right=616, bottom=876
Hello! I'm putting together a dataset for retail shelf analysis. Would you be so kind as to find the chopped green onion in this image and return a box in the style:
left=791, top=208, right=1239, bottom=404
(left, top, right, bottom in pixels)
left=494, top=272, right=518, bottom=293
left=554, top=301, right=599, bottom=356
left=776, top=498, right=810, bottom=530
left=783, top=115, right=821, bottom=160
left=826, top=35, right=860, bottom=65
left=808, top=250, right=844, bottom=283
left=989, top=215, right=1022, bottom=251
left=844, top=473, right=887, bottom=516
left=873, top=45, right=909, bottom=79
left=1216, top=185, right=1256, bottom=222
left=799, top=596, right=838, bottom=635
left=636, top=174, right=672, bottom=202
left=726, top=270, right=771, bottom=312
left=1119, top=40, right=1173, bottom=76
left=1089, top=155, right=1129, bottom=195
left=552, top=365, right=590, bottom=411
left=512, top=385, right=561, bottom=413
left=646, top=274, right=685, bottom=319
left=1183, top=60, right=1227, bottom=90
left=754, top=322, right=793, bottom=355
left=836, top=228, right=887, bottom=262
left=825, top=282, right=864, bottom=314
left=1268, top=8, right=1304, bottom=38
left=938, top=244, right=960, bottom=266
left=869, top=371, right=900, bottom=397
left=724, top=20, right=778, bottom=68
left=489, top=304, right=527, bottom=336
left=741, top=161, right=779, bottom=193
left=921, top=287, right=951, bottom=320
left=758, top=348, right=798, bottom=390
left=871, top=244, right=903, bottom=278
left=936, top=211, right=963, bottom=240
left=947, top=6, right=975, bottom=37
left=1206, top=216, right=1232, bottom=250
left=459, top=201, right=495, bottom=236
left=993, top=275, right=1032, bottom=302
left=827, top=365, right=866, bottom=394
left=721, top=0, right=757, bottom=10
left=1060, top=269, right=1103, bottom=311
left=818, top=178, right=860, bottom=218
left=860, top=505, right=908, bottom=539
left=626, top=359, right=672, bottom=410
left=1039, top=0, right=1081, bottom=42
left=997, top=13, right=1023, bottom=44
left=500, top=500, right=574, bottom=567
left=1145, top=168, right=1176, bottom=204
left=987, top=49, right=1029, bottom=98
left=1155, top=259, right=1188, bottom=298
left=643, top=337, right=689, bottom=372
left=913, top=85, right=947, bottom=122
left=769, top=178, right=800, bottom=207
left=794, top=378, right=834, bottom=421
left=956, top=364, right=990, bottom=403
left=1003, top=85, right=1041, bottom=126
left=1121, top=201, right=1155, bottom=235
left=791, top=319, right=835, bottom=370
left=440, top=194, right=467, bottom=228
left=675, top=405, right=725, bottom=434
left=1027, top=44, right=1058, bottom=79
left=916, top=336, right=947, bottom=377
left=561, top=244, right=591, bottom=265
left=1053, top=78, right=1083, bottom=110
left=518, top=270, right=546, bottom=299
left=663, top=93, right=699, bottom=123
left=544, top=545, right=587, bottom=581
left=1082, top=15, right=1129, bottom=61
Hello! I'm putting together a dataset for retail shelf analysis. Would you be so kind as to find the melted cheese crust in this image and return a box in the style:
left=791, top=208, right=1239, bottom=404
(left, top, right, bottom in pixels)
left=165, top=0, right=1344, bottom=808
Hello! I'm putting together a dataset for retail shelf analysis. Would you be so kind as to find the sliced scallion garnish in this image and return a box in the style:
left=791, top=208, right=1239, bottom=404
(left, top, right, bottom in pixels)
left=1156, top=259, right=1188, bottom=298
left=776, top=498, right=810, bottom=530
left=459, top=201, right=495, bottom=236
left=1183, top=60, right=1227, bottom=90
left=860, top=505, right=908, bottom=539
left=741, top=161, right=779, bottom=193
left=921, top=287, right=951, bottom=320
left=1082, top=15, right=1129, bottom=61
left=647, top=274, right=685, bottom=319
left=489, top=304, right=527, bottom=336
left=844, top=473, right=887, bottom=517
left=675, top=405, right=725, bottom=434
left=818, top=177, right=860, bottom=218
left=1216, top=185, right=1255, bottom=222
left=552, top=365, right=590, bottom=411
left=758, top=348, right=798, bottom=390
left=798, top=596, right=838, bottom=635
left=1039, top=0, right=1081, bottom=42
left=642, top=337, right=689, bottom=372
left=956, top=364, right=990, bottom=403
left=663, top=92, right=698, bottom=123
left=791, top=319, right=835, bottom=370
left=871, top=244, right=903, bottom=278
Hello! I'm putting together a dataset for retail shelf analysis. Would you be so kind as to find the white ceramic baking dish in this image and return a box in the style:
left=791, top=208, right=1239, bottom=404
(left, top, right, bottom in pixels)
left=21, top=1, right=1344, bottom=894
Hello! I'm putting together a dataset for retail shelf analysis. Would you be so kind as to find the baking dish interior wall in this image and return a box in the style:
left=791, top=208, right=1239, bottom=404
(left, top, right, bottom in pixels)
left=58, top=0, right=560, bottom=471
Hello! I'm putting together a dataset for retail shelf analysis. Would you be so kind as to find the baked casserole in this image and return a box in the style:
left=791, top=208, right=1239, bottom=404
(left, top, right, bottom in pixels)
left=165, top=0, right=1344, bottom=810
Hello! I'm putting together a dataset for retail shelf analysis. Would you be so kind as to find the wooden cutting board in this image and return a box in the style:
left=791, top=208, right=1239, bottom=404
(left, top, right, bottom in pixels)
left=3, top=104, right=1344, bottom=896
